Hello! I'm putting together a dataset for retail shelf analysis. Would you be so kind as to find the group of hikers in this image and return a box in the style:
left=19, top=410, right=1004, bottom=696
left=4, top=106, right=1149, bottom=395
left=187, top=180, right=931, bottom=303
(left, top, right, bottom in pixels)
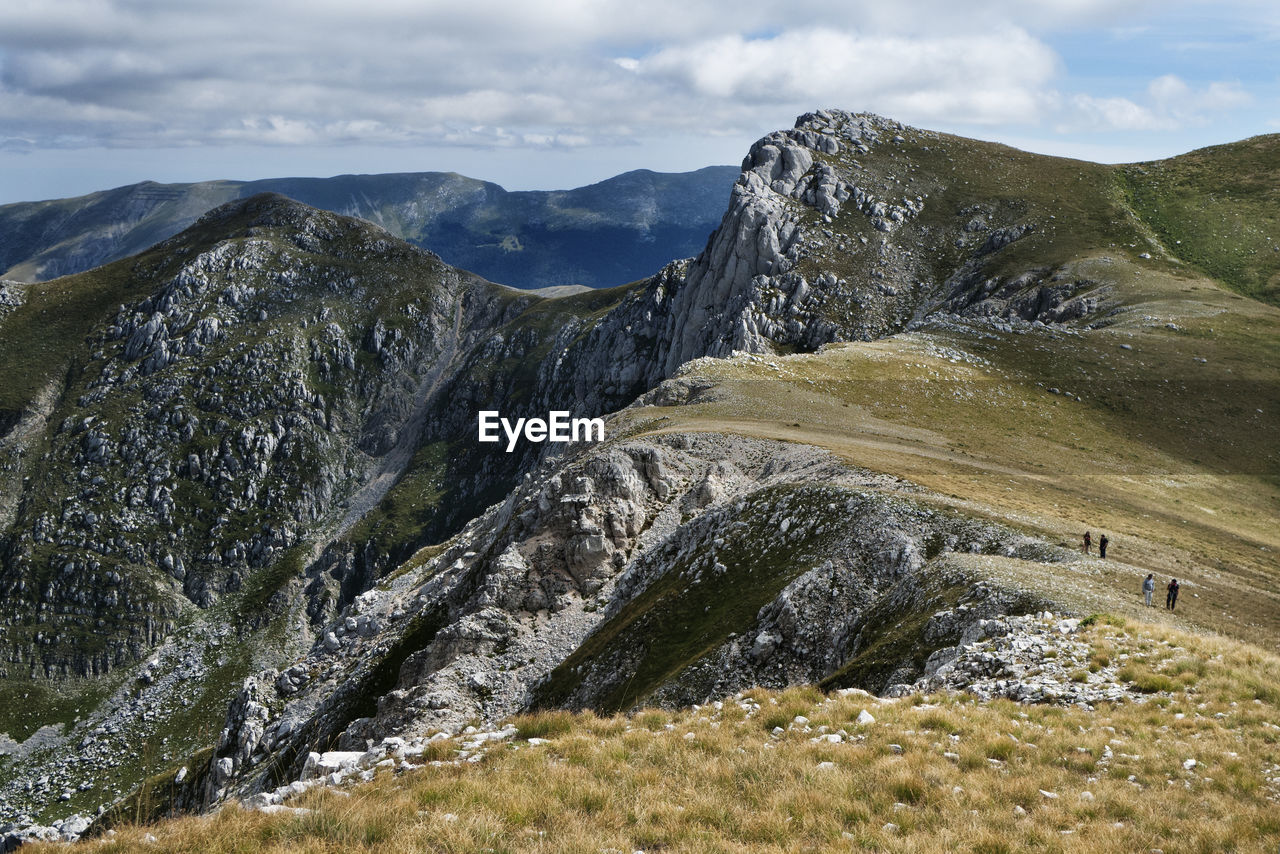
left=1083, top=530, right=1182, bottom=611
left=1143, top=573, right=1180, bottom=610
left=1082, top=530, right=1109, bottom=558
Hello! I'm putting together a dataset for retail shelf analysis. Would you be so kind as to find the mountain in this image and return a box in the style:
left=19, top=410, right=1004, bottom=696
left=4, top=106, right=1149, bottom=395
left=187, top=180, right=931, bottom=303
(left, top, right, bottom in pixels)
left=0, top=166, right=739, bottom=289
left=0, top=110, right=1277, bottom=843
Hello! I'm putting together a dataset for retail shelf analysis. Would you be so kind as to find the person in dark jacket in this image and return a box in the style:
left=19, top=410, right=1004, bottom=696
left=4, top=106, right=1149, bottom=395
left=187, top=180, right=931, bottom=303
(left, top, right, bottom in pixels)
left=1099, top=534, right=1109, bottom=559
left=1083, top=531, right=1092, bottom=554
left=1166, top=578, right=1180, bottom=610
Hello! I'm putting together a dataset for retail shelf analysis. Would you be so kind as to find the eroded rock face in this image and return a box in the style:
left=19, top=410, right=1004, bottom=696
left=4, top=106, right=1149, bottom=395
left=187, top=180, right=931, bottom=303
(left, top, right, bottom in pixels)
left=0, top=281, right=26, bottom=322
left=0, top=199, right=502, bottom=678
left=655, top=112, right=903, bottom=372
left=206, top=431, right=1059, bottom=806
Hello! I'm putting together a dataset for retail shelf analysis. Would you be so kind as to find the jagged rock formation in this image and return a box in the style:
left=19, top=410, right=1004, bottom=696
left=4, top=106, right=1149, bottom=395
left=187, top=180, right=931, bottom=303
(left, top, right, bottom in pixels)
left=0, top=281, right=24, bottom=322
left=904, top=613, right=1137, bottom=707
left=657, top=112, right=919, bottom=369
left=586, top=110, right=1117, bottom=383
left=203, top=431, right=1053, bottom=807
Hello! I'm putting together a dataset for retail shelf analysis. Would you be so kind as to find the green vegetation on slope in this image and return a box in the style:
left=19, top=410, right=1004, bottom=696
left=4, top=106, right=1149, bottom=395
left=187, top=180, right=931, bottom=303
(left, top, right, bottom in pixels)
left=1122, top=134, right=1280, bottom=304
left=0, top=260, right=154, bottom=421
left=344, top=441, right=452, bottom=561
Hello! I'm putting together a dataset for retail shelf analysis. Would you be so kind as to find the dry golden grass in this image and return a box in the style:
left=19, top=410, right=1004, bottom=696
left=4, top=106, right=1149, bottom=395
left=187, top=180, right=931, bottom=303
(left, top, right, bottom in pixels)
left=53, top=618, right=1280, bottom=853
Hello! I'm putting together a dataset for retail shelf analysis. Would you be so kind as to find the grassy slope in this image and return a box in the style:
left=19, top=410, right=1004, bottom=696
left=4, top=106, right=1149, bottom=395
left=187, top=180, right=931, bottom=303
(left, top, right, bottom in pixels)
left=0, top=258, right=158, bottom=421
left=51, top=617, right=1280, bottom=853
left=780, top=127, right=1163, bottom=331
left=622, top=292, right=1280, bottom=652
left=1122, top=134, right=1280, bottom=304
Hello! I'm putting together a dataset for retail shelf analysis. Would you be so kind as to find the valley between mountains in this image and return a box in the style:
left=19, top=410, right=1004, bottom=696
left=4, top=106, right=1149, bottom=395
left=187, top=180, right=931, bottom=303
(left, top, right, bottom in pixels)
left=0, top=110, right=1277, bottom=851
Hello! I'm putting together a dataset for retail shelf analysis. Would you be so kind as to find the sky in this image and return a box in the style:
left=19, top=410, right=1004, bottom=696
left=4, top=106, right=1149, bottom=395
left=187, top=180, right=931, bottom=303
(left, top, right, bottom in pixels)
left=1, top=0, right=1277, bottom=204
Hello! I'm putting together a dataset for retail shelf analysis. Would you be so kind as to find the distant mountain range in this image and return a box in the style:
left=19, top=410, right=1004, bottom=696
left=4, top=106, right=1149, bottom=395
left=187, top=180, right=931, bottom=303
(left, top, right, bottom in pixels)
left=0, top=166, right=738, bottom=288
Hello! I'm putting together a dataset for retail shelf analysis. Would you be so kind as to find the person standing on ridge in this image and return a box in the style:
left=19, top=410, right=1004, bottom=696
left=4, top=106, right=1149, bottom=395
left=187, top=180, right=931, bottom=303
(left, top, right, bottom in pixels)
left=1099, top=534, right=1109, bottom=559
left=1166, top=578, right=1180, bottom=610
left=1143, top=573, right=1155, bottom=607
left=1083, top=531, right=1092, bottom=554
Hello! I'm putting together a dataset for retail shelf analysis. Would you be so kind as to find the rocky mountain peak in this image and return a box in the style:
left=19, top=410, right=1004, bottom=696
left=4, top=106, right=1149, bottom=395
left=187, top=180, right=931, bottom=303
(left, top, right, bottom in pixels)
left=649, top=105, right=1126, bottom=374
left=651, top=109, right=925, bottom=372
left=170, top=192, right=439, bottom=269
left=195, top=191, right=304, bottom=225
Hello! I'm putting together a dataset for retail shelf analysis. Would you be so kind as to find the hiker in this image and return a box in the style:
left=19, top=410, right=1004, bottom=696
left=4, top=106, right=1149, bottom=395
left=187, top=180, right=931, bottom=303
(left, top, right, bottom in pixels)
left=1166, top=578, right=1180, bottom=610
left=1142, top=573, right=1155, bottom=607
left=1083, top=530, right=1092, bottom=554
left=1099, top=534, right=1109, bottom=559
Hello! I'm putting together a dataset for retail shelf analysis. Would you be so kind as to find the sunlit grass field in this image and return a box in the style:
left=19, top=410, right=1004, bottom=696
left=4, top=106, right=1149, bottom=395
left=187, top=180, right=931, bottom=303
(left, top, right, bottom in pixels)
left=54, top=616, right=1280, bottom=853
left=620, top=268, right=1280, bottom=653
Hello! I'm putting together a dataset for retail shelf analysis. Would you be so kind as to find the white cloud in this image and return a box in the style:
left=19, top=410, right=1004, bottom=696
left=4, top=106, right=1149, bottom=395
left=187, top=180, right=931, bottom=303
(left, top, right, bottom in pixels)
left=1067, top=94, right=1171, bottom=131
left=632, top=27, right=1059, bottom=126
left=0, top=0, right=1267, bottom=200
left=1063, top=74, right=1252, bottom=131
left=0, top=0, right=1096, bottom=151
left=1149, top=74, right=1251, bottom=112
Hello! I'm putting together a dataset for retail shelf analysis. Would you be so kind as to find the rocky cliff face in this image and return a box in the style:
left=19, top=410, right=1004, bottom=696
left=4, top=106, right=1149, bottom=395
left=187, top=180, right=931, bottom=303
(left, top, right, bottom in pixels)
left=0, top=110, right=1123, bottom=831
left=1, top=195, right=493, bottom=678
left=202, top=429, right=1053, bottom=808
left=533, top=110, right=1117, bottom=396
